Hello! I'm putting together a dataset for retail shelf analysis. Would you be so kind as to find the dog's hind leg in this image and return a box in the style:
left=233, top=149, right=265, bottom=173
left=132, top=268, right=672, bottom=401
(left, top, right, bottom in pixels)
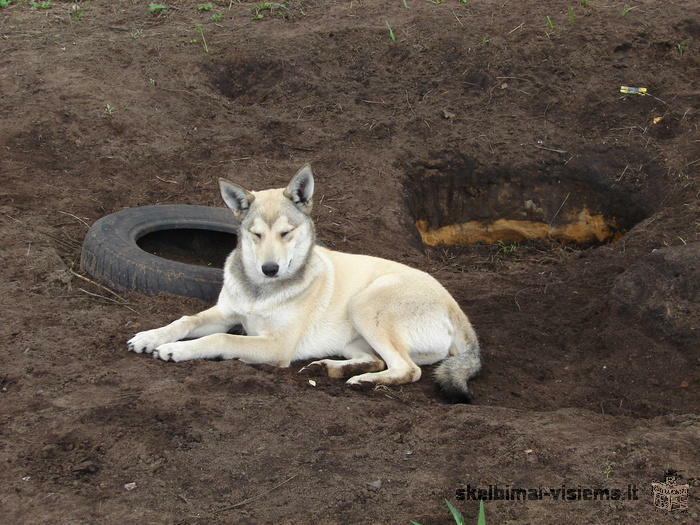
left=299, top=339, right=385, bottom=378
left=344, top=329, right=420, bottom=387
left=345, top=293, right=421, bottom=386
left=345, top=274, right=453, bottom=387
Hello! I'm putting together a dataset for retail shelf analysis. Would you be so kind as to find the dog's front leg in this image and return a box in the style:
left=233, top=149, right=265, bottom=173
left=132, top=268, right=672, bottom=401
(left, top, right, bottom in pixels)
left=128, top=305, right=238, bottom=354
left=152, top=333, right=292, bottom=367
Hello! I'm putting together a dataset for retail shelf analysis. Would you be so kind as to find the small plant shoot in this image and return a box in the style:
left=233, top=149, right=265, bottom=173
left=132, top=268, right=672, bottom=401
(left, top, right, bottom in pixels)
left=148, top=3, right=167, bottom=14
left=386, top=20, right=396, bottom=41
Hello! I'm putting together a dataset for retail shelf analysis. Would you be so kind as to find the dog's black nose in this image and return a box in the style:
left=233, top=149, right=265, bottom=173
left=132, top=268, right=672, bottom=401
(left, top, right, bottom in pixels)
left=261, top=263, right=279, bottom=277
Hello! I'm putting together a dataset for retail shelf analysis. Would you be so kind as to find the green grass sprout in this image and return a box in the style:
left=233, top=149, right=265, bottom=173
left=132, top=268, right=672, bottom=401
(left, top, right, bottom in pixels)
left=195, top=23, right=208, bottom=53
left=252, top=1, right=286, bottom=19
left=148, top=3, right=167, bottom=14
left=411, top=499, right=484, bottom=525
left=386, top=20, right=396, bottom=41
left=477, top=500, right=486, bottom=525
left=445, top=499, right=466, bottom=525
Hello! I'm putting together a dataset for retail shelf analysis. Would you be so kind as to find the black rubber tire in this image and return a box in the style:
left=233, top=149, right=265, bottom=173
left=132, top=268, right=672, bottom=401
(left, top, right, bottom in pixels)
left=81, top=205, right=237, bottom=302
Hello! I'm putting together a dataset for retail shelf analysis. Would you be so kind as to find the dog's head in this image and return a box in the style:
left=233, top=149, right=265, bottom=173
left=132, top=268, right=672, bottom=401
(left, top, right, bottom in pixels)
left=219, top=165, right=315, bottom=283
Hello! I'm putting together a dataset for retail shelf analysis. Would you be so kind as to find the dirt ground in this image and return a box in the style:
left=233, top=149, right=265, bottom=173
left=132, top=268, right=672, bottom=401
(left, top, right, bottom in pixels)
left=1, top=0, right=699, bottom=523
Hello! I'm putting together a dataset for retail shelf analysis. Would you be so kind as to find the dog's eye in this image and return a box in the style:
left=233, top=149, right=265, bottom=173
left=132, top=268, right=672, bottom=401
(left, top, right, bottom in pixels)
left=280, top=231, right=291, bottom=238
left=250, top=231, right=262, bottom=239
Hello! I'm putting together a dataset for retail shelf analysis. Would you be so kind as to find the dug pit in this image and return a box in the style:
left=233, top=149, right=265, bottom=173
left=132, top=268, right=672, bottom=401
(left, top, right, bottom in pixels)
left=405, top=154, right=647, bottom=247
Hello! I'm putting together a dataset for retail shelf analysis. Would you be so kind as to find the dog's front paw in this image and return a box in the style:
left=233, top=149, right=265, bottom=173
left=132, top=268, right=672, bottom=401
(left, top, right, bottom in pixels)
left=128, top=328, right=173, bottom=354
left=153, top=342, right=195, bottom=363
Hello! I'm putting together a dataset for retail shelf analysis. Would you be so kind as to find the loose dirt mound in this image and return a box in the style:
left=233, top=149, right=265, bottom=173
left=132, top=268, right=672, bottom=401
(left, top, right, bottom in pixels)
left=0, top=1, right=698, bottom=523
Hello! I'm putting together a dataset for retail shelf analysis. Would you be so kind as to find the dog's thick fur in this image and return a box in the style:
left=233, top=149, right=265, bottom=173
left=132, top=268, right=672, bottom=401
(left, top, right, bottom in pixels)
left=128, top=165, right=481, bottom=400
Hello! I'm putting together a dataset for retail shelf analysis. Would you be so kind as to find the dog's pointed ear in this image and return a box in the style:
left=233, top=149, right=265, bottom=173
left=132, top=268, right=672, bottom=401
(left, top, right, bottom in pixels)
left=219, top=178, right=255, bottom=221
left=283, top=164, right=314, bottom=213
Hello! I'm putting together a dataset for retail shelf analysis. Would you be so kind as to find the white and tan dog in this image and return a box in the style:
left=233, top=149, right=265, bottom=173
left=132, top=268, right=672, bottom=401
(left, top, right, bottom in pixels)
left=128, top=165, right=481, bottom=400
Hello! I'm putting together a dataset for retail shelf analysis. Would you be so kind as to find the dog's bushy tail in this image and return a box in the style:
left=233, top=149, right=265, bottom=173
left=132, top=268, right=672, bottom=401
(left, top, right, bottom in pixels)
left=434, top=309, right=482, bottom=403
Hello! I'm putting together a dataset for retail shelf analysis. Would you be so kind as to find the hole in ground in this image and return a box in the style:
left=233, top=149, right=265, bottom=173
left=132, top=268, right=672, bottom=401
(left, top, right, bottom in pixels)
left=405, top=153, right=648, bottom=247
left=207, top=58, right=284, bottom=102
left=137, top=229, right=237, bottom=268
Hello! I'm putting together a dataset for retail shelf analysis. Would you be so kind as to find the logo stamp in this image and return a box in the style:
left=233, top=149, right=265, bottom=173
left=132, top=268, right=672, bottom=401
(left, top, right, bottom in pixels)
left=651, top=474, right=689, bottom=512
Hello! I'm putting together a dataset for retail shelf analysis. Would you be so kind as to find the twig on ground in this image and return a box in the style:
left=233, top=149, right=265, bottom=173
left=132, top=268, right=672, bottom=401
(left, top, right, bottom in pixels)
left=78, top=288, right=139, bottom=314
left=616, top=164, right=630, bottom=182
left=69, top=269, right=129, bottom=303
left=58, top=210, right=90, bottom=228
left=281, top=143, right=314, bottom=152
left=514, top=288, right=529, bottom=311
left=40, top=231, right=80, bottom=250
left=2, top=212, right=22, bottom=223
left=549, top=192, right=571, bottom=225
left=219, top=473, right=299, bottom=512
left=534, top=144, right=568, bottom=154
left=496, top=76, right=530, bottom=82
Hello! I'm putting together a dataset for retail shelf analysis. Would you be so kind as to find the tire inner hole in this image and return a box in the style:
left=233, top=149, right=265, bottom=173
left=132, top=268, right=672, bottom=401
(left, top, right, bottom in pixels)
left=137, top=228, right=237, bottom=269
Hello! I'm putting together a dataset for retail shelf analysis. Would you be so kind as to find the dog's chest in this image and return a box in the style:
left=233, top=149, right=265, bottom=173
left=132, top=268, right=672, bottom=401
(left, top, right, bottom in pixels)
left=226, top=295, right=300, bottom=337
left=241, top=308, right=294, bottom=336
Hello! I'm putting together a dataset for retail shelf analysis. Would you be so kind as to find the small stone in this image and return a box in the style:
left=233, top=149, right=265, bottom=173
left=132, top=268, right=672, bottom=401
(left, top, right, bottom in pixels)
left=124, top=482, right=137, bottom=491
left=367, top=479, right=382, bottom=489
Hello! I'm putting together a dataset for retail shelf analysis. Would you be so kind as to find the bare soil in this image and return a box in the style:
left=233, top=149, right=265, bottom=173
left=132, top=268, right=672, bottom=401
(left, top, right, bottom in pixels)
left=1, top=1, right=699, bottom=523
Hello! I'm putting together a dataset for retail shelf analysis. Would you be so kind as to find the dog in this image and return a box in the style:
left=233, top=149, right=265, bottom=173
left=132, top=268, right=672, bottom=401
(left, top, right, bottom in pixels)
left=127, top=165, right=482, bottom=401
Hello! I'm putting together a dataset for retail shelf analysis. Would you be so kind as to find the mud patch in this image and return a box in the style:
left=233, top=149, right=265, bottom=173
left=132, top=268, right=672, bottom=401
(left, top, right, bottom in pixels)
left=208, top=58, right=285, bottom=103
left=405, top=153, right=649, bottom=246
left=610, top=241, right=700, bottom=348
